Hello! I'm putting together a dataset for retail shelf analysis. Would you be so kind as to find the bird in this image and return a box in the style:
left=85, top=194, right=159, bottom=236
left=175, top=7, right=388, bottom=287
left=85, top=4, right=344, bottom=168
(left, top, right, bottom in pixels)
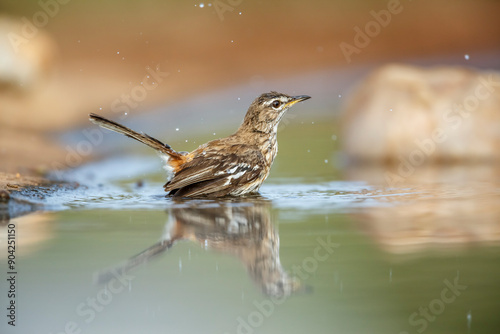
left=89, top=91, right=310, bottom=198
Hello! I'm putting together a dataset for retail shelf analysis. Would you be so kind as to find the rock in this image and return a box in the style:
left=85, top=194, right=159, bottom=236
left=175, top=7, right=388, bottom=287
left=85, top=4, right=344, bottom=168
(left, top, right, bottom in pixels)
left=341, top=64, right=500, bottom=163
left=0, top=16, right=82, bottom=133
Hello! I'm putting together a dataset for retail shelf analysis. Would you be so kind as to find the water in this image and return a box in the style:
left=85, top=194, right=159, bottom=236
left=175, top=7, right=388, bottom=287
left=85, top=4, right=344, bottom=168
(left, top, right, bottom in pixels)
left=1, top=122, right=500, bottom=334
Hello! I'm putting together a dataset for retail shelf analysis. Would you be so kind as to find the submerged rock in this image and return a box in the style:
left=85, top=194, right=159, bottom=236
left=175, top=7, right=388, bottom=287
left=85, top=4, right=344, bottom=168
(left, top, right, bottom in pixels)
left=342, top=64, right=500, bottom=163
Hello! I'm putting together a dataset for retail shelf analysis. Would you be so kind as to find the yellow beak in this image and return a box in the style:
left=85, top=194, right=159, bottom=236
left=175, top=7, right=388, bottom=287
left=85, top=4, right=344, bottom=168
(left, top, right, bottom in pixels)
left=285, top=95, right=311, bottom=108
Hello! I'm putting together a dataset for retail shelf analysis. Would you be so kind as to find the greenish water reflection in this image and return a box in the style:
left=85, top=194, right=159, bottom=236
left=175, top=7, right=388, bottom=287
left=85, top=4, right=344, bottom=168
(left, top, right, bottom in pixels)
left=1, top=119, right=500, bottom=334
left=1, top=192, right=499, bottom=334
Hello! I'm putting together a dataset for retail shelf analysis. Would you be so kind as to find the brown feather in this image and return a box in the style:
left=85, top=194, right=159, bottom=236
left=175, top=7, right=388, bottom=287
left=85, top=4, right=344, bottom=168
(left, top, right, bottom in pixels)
left=164, top=145, right=266, bottom=197
left=88, top=92, right=310, bottom=198
left=89, top=113, right=184, bottom=160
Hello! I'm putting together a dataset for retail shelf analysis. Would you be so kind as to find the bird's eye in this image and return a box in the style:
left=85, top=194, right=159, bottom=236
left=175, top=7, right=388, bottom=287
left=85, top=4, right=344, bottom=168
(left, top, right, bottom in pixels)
left=272, top=100, right=281, bottom=109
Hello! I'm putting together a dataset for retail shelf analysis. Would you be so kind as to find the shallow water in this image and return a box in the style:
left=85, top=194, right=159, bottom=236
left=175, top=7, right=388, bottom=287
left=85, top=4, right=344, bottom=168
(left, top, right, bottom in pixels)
left=2, top=121, right=500, bottom=334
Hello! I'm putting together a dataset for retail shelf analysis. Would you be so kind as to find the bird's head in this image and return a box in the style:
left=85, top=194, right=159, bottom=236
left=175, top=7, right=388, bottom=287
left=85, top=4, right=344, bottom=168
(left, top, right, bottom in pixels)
left=239, top=91, right=311, bottom=134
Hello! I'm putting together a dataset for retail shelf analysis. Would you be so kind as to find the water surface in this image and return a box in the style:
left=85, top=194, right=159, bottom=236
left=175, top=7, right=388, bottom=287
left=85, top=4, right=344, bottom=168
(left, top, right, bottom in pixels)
left=1, top=121, right=500, bottom=334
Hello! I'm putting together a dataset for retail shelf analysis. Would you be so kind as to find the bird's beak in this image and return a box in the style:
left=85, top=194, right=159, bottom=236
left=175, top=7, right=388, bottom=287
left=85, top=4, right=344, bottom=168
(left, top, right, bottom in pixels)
left=286, top=95, right=311, bottom=108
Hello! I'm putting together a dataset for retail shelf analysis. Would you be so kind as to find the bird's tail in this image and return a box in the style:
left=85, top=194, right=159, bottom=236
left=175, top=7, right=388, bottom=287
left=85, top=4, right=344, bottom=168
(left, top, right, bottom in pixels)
left=89, top=113, right=183, bottom=159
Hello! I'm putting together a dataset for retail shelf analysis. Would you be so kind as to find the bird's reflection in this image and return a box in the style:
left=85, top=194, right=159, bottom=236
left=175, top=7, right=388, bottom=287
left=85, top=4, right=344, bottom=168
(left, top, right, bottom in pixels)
left=95, top=198, right=300, bottom=298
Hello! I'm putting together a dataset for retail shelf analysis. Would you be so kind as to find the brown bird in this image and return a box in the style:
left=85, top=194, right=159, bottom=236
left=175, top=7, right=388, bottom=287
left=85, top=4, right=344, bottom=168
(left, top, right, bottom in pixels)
left=89, top=91, right=310, bottom=197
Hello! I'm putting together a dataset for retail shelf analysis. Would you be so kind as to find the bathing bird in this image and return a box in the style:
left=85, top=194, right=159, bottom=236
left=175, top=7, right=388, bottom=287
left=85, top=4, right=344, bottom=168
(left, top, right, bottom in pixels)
left=89, top=92, right=310, bottom=197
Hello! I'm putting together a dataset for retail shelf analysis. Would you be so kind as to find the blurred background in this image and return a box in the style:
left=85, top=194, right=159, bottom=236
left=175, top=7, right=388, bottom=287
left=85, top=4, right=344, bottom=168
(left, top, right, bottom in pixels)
left=0, top=0, right=500, bottom=130
left=1, top=1, right=500, bottom=334
left=0, top=0, right=500, bottom=172
left=1, top=0, right=500, bottom=174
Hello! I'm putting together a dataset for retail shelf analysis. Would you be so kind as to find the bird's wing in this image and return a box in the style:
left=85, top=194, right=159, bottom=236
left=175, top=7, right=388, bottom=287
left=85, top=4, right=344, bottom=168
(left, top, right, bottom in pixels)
left=164, top=146, right=266, bottom=197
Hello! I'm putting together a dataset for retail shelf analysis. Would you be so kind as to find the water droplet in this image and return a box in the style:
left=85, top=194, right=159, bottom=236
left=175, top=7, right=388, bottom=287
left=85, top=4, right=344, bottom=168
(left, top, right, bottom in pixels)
left=239, top=12, right=242, bottom=15
left=213, top=132, right=216, bottom=135
left=237, top=97, right=240, bottom=101
left=116, top=51, right=120, bottom=54
left=331, top=135, right=337, bottom=140
left=338, top=94, right=342, bottom=98
left=307, top=149, right=310, bottom=153
left=185, top=139, right=188, bottom=142
left=467, top=310, right=472, bottom=332
left=146, top=75, right=150, bottom=78
left=231, top=40, right=234, bottom=43
left=124, top=112, right=128, bottom=116
left=178, top=258, right=182, bottom=271
left=99, top=107, right=102, bottom=110
left=311, top=121, right=315, bottom=124
left=324, top=159, right=328, bottom=163
left=175, top=128, right=179, bottom=131
left=199, top=3, right=205, bottom=8
left=204, top=239, right=208, bottom=249
left=389, top=108, right=393, bottom=111
left=464, top=54, right=470, bottom=60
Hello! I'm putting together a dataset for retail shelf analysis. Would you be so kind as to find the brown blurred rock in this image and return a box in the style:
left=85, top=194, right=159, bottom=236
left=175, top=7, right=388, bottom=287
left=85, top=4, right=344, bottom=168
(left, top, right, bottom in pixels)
left=342, top=64, right=500, bottom=163
left=0, top=16, right=57, bottom=91
left=0, top=16, right=78, bottom=132
left=0, top=16, right=132, bottom=133
left=0, top=17, right=92, bottom=176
